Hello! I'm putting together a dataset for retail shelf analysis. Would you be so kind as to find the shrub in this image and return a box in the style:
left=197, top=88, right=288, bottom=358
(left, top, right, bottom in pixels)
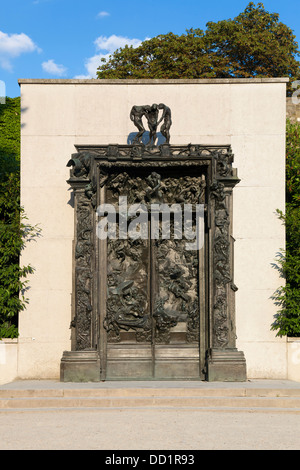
left=272, top=120, right=300, bottom=337
left=0, top=97, right=39, bottom=339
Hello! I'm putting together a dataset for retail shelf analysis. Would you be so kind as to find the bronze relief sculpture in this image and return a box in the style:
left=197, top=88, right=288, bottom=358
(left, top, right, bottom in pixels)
left=61, top=103, right=247, bottom=382
left=130, top=103, right=172, bottom=145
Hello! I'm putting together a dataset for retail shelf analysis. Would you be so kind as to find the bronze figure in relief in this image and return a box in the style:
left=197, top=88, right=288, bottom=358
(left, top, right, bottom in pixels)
left=130, top=103, right=172, bottom=146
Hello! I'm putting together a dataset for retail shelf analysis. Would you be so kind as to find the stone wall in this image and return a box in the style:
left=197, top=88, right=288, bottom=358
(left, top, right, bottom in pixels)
left=0, top=340, right=18, bottom=384
left=14, top=78, right=288, bottom=381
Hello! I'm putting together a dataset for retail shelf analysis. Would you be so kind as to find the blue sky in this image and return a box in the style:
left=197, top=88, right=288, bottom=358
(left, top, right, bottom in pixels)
left=1, top=0, right=300, bottom=97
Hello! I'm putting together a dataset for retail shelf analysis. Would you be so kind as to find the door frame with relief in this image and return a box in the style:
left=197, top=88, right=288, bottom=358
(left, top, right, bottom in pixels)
left=60, top=144, right=247, bottom=382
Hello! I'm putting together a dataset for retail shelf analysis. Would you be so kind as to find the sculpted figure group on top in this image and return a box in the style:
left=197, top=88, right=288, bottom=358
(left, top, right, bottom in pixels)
left=130, top=103, right=172, bottom=146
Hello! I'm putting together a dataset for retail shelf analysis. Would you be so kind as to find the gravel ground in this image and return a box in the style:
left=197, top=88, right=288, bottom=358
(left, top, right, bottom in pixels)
left=1, top=408, right=300, bottom=450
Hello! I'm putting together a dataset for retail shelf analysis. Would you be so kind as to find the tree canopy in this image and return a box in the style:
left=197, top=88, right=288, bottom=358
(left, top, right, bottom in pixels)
left=97, top=2, right=300, bottom=94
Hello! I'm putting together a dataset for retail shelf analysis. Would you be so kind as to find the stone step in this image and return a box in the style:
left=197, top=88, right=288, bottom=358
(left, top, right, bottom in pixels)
left=1, top=387, right=300, bottom=398
left=1, top=397, right=300, bottom=410
left=1, top=387, right=300, bottom=411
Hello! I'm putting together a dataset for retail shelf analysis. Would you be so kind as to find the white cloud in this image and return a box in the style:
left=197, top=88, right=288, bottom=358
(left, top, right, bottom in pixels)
left=32, top=0, right=53, bottom=4
left=73, top=74, right=91, bottom=79
left=74, top=34, right=143, bottom=79
left=74, top=53, right=110, bottom=79
left=97, top=11, right=110, bottom=18
left=42, top=59, right=67, bottom=76
left=95, top=35, right=142, bottom=53
left=0, top=30, right=40, bottom=71
left=85, top=53, right=110, bottom=77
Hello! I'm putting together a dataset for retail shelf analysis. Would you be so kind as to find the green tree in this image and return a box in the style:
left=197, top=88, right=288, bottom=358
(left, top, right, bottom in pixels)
left=97, top=2, right=300, bottom=94
left=272, top=120, right=300, bottom=337
left=0, top=97, right=39, bottom=339
left=0, top=97, right=20, bottom=180
left=204, top=2, right=300, bottom=86
left=97, top=31, right=212, bottom=79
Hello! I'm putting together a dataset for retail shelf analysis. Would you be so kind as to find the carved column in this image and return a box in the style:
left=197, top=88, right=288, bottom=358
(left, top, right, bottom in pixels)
left=60, top=153, right=100, bottom=382
left=206, top=151, right=247, bottom=381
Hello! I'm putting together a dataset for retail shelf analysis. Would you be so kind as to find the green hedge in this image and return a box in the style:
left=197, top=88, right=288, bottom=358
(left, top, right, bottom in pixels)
left=0, top=98, right=39, bottom=339
left=272, top=120, right=300, bottom=337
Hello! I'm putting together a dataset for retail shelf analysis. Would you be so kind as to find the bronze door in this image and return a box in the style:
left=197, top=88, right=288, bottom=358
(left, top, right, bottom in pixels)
left=99, top=169, right=206, bottom=380
left=63, top=143, right=246, bottom=383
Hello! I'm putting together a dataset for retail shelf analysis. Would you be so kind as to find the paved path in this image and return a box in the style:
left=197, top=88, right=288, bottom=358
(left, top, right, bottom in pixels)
left=1, top=408, right=300, bottom=450
left=1, top=379, right=300, bottom=450
left=2, top=378, right=300, bottom=389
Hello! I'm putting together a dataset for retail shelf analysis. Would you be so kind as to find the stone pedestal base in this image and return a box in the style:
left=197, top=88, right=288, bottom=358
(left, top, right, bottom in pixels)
left=60, top=350, right=101, bottom=382
left=207, top=348, right=247, bottom=382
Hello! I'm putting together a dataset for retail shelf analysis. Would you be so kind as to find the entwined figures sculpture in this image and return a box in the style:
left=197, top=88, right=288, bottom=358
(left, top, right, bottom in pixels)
left=157, top=103, right=172, bottom=144
left=130, top=103, right=172, bottom=145
left=130, top=105, right=150, bottom=144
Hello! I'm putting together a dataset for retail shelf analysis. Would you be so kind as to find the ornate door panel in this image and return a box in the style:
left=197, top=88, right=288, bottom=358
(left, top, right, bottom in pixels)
left=153, top=232, right=202, bottom=378
left=100, top=167, right=206, bottom=379
left=62, top=143, right=247, bottom=382
left=105, top=235, right=153, bottom=378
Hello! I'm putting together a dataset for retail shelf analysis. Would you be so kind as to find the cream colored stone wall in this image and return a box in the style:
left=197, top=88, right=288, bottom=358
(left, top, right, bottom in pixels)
left=0, top=340, right=18, bottom=385
left=287, top=339, right=300, bottom=382
left=17, top=78, right=288, bottom=380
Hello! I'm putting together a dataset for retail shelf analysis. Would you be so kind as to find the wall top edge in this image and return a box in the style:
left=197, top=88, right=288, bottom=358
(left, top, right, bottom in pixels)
left=18, top=78, right=290, bottom=85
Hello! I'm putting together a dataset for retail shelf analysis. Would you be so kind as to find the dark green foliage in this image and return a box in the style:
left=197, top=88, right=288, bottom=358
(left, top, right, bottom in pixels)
left=97, top=2, right=300, bottom=95
left=97, top=31, right=212, bottom=80
left=286, top=120, right=300, bottom=206
left=0, top=97, right=39, bottom=339
left=0, top=97, right=20, bottom=181
left=204, top=2, right=300, bottom=90
left=272, top=120, right=300, bottom=337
